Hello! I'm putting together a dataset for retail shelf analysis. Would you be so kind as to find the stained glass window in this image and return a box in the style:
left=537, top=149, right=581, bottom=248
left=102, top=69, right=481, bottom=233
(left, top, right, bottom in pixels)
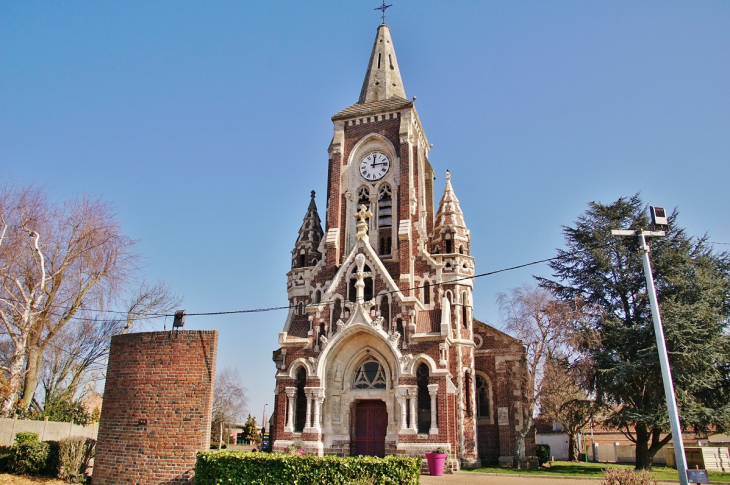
left=353, top=357, right=387, bottom=389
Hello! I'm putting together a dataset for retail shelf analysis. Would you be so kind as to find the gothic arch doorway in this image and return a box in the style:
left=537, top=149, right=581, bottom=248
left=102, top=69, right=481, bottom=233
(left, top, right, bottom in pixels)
left=351, top=400, right=387, bottom=457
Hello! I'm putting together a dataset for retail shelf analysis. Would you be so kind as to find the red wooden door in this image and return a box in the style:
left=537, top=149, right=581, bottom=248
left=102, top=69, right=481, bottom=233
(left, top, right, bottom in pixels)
left=352, top=400, right=387, bottom=457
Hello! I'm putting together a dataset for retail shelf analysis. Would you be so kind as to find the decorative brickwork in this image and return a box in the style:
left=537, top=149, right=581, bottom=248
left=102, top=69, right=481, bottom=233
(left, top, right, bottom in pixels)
left=272, top=23, right=532, bottom=470
left=94, top=330, right=218, bottom=484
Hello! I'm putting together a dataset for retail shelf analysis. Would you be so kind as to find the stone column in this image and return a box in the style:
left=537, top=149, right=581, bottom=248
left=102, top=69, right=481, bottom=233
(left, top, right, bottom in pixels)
left=428, top=383, right=439, bottom=434
left=304, top=392, right=313, bottom=429
left=409, top=392, right=417, bottom=432
left=312, top=389, right=324, bottom=433
left=398, top=397, right=407, bottom=431
left=285, top=387, right=296, bottom=433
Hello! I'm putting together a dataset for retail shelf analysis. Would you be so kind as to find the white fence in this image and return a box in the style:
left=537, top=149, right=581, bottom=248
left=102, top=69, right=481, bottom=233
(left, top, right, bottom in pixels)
left=0, top=417, right=98, bottom=446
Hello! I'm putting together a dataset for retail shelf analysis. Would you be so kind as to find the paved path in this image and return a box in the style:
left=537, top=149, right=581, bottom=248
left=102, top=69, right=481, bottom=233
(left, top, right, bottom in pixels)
left=419, top=472, right=695, bottom=484
left=420, top=472, right=605, bottom=485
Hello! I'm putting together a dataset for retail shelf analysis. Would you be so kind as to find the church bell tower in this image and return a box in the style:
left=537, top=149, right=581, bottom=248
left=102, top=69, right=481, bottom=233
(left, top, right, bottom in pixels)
left=271, top=19, right=533, bottom=469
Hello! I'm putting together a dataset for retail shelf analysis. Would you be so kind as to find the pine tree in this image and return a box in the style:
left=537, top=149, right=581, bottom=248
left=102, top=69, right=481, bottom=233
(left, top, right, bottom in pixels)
left=538, top=194, right=730, bottom=469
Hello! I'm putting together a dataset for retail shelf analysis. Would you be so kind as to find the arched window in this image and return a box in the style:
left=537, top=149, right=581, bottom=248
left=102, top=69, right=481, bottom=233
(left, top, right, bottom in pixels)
left=332, top=299, right=342, bottom=331
left=446, top=238, right=453, bottom=254
left=319, top=322, right=326, bottom=340
left=459, top=245, right=464, bottom=255
left=348, top=265, right=373, bottom=302
left=357, top=186, right=370, bottom=209
left=396, top=318, right=405, bottom=340
left=379, top=296, right=390, bottom=332
left=364, top=265, right=373, bottom=302
left=312, top=290, right=321, bottom=304
left=476, top=375, right=491, bottom=419
left=353, top=357, right=387, bottom=389
left=417, top=364, right=431, bottom=434
left=423, top=282, right=431, bottom=305
left=299, top=253, right=306, bottom=267
left=298, top=302, right=304, bottom=316
left=294, top=367, right=307, bottom=432
left=348, top=267, right=357, bottom=303
left=462, top=292, right=468, bottom=329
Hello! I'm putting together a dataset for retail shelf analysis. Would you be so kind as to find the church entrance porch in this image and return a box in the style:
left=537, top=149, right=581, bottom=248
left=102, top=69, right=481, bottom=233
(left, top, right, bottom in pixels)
left=351, top=400, right=387, bottom=457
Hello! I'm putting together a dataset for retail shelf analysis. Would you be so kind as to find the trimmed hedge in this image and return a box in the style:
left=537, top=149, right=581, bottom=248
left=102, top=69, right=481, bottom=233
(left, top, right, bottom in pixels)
left=195, top=451, right=421, bottom=485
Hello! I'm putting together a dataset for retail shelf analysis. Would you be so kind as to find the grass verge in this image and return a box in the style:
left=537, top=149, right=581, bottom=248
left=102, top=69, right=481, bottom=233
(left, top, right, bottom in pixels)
left=465, top=460, right=730, bottom=482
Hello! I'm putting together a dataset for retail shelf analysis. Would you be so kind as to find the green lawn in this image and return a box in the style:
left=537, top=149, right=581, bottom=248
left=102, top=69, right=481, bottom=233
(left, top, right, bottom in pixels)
left=465, top=460, right=730, bottom=482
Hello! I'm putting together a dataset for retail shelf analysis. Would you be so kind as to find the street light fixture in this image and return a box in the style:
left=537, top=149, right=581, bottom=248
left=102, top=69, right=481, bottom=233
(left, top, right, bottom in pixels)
left=611, top=206, right=688, bottom=485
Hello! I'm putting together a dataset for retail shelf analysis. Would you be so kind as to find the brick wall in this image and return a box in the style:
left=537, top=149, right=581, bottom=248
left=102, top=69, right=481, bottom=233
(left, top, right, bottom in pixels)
left=93, top=330, right=218, bottom=485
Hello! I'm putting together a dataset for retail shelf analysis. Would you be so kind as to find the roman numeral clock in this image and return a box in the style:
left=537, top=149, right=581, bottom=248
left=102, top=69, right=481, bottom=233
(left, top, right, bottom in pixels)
left=359, top=151, right=391, bottom=181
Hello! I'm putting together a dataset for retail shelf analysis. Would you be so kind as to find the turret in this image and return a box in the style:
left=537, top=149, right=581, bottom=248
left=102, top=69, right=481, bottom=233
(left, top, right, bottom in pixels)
left=432, top=171, right=470, bottom=255
left=291, top=190, right=323, bottom=269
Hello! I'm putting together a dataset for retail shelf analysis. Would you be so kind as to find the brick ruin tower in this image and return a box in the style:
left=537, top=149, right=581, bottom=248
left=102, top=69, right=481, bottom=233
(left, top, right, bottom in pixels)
left=270, top=23, right=532, bottom=469
left=94, top=330, right=217, bottom=484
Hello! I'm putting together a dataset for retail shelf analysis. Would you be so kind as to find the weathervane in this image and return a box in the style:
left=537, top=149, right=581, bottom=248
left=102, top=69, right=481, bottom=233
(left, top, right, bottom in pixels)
left=374, top=1, right=392, bottom=24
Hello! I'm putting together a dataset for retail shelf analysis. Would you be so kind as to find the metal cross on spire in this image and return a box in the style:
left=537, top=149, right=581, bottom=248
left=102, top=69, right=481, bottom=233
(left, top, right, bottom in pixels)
left=374, top=1, right=392, bottom=24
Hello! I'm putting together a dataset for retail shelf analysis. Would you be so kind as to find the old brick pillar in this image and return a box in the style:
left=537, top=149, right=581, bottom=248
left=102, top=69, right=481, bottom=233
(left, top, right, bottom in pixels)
left=93, top=330, right=218, bottom=484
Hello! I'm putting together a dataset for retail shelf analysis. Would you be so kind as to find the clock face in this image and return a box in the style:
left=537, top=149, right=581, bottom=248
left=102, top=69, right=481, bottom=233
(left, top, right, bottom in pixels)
left=359, top=152, right=391, bottom=181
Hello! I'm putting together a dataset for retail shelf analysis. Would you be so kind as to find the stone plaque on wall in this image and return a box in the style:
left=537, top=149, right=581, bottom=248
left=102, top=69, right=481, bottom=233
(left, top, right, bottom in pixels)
left=497, top=407, right=509, bottom=426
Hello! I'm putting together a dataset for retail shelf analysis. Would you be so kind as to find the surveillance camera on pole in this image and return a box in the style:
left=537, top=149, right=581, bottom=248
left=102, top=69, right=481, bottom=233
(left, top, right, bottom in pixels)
left=611, top=207, right=691, bottom=485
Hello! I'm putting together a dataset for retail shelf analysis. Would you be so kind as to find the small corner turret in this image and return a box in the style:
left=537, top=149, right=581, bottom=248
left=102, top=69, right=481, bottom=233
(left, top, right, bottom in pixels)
left=432, top=171, right=470, bottom=256
left=291, top=190, right=323, bottom=270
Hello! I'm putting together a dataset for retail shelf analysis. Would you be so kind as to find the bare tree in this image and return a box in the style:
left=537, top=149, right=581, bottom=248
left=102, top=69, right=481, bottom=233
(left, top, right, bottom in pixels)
left=0, top=185, right=138, bottom=414
left=38, top=281, right=179, bottom=408
left=498, top=284, right=579, bottom=466
left=540, top=359, right=601, bottom=461
left=211, top=366, right=248, bottom=440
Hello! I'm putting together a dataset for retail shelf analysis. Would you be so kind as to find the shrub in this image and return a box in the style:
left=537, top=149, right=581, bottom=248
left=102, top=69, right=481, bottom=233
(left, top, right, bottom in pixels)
left=9, top=432, right=50, bottom=476
left=431, top=447, right=448, bottom=455
left=535, top=444, right=551, bottom=466
left=57, top=437, right=95, bottom=483
left=601, top=468, right=657, bottom=485
left=195, top=451, right=421, bottom=485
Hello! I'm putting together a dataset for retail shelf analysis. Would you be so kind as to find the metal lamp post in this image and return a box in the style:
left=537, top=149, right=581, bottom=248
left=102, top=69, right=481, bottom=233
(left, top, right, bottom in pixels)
left=611, top=206, right=688, bottom=485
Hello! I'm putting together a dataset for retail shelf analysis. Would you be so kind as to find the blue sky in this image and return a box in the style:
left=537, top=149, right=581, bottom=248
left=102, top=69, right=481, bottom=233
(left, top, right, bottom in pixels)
left=2, top=1, right=729, bottom=424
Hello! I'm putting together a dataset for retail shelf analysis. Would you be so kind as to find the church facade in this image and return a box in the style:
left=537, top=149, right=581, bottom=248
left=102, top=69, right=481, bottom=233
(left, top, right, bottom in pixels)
left=271, top=24, right=533, bottom=468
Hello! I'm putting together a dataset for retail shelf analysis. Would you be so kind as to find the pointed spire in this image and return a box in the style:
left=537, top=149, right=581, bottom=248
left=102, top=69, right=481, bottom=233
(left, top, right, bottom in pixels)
left=358, top=24, right=407, bottom=104
left=292, top=191, right=323, bottom=269
left=433, top=171, right=470, bottom=255
left=435, top=171, right=467, bottom=230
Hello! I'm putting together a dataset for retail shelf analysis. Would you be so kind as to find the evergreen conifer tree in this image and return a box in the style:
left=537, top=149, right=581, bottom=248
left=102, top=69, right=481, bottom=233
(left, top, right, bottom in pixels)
left=538, top=194, right=730, bottom=469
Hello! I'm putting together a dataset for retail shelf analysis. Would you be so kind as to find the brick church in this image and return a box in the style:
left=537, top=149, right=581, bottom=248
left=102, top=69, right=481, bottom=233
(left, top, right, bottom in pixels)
left=271, top=23, right=533, bottom=469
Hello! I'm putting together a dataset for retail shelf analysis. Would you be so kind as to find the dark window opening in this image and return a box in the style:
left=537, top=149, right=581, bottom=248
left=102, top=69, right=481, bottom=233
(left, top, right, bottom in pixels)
left=380, top=296, right=390, bottom=332
left=476, top=375, right=490, bottom=419
left=379, top=236, right=392, bottom=256
left=377, top=53, right=381, bottom=69
left=423, top=282, right=430, bottom=305
left=465, top=371, right=473, bottom=417
left=299, top=254, right=306, bottom=267
left=294, top=367, right=307, bottom=432
left=459, top=245, right=464, bottom=255
left=417, top=364, right=431, bottom=434
left=462, top=292, right=468, bottom=329
left=446, top=239, right=452, bottom=253
left=333, top=299, right=342, bottom=327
